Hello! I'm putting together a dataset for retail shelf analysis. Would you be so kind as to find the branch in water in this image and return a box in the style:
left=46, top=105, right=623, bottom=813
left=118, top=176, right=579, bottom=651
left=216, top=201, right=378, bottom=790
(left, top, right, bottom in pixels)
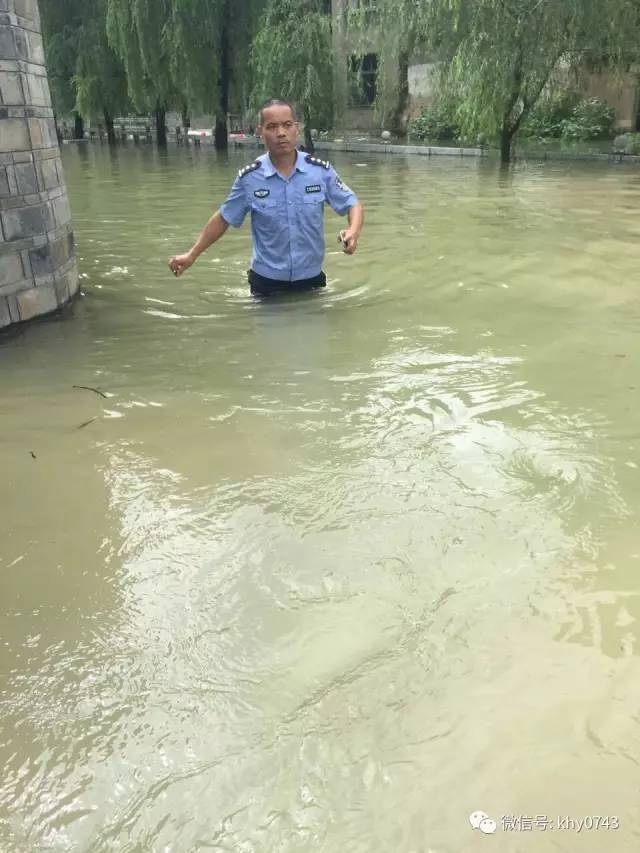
left=73, top=385, right=108, bottom=399
left=77, top=417, right=98, bottom=430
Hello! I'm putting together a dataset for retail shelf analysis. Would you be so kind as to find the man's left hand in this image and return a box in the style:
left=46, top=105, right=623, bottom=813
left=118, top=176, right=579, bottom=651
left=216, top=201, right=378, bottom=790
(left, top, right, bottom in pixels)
left=339, top=229, right=359, bottom=255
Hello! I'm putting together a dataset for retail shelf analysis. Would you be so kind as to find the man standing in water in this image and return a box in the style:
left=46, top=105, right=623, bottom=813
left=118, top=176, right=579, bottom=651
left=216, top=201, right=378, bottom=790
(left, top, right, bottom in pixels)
left=168, top=100, right=364, bottom=296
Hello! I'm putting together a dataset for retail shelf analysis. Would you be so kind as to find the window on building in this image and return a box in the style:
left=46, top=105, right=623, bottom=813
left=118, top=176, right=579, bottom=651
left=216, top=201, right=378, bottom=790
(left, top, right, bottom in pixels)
left=348, top=53, right=378, bottom=107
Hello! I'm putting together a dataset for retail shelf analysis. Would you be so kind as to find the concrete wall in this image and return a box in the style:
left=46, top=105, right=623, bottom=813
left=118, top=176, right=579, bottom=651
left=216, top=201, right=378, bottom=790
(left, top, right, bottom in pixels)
left=0, top=0, right=78, bottom=329
left=407, top=61, right=441, bottom=118
left=579, top=69, right=640, bottom=132
left=331, top=0, right=399, bottom=132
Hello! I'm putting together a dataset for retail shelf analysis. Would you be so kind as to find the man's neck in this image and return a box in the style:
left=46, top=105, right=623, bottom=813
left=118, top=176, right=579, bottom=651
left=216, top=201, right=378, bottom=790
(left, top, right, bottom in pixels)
left=270, top=149, right=297, bottom=176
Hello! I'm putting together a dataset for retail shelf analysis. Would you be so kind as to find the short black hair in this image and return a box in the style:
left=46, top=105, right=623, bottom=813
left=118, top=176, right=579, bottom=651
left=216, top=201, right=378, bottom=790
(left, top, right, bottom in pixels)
left=258, top=99, right=298, bottom=125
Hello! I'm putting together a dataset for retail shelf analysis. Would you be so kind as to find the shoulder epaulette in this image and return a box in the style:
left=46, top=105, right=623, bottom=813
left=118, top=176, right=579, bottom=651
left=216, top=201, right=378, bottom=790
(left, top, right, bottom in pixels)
left=305, top=155, right=331, bottom=170
left=238, top=160, right=260, bottom=178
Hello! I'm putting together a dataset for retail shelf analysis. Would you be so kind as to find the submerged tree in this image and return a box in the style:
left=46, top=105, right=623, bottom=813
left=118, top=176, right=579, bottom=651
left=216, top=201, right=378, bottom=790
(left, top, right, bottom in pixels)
left=41, top=0, right=130, bottom=140
left=106, top=0, right=175, bottom=144
left=105, top=0, right=265, bottom=148
left=75, top=1, right=129, bottom=143
left=251, top=0, right=334, bottom=152
left=168, top=0, right=266, bottom=149
left=378, top=0, right=640, bottom=162
left=40, top=0, right=83, bottom=137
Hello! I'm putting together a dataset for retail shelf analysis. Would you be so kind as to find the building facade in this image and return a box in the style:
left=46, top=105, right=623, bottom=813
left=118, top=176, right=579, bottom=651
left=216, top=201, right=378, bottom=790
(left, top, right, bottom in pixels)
left=331, top=1, right=439, bottom=133
left=331, top=2, right=640, bottom=135
left=332, top=0, right=393, bottom=131
left=580, top=69, right=640, bottom=132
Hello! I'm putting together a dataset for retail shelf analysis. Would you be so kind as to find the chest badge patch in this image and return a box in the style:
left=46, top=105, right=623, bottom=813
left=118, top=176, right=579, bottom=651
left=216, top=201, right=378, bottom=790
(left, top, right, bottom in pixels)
left=305, top=184, right=322, bottom=194
left=254, top=188, right=270, bottom=198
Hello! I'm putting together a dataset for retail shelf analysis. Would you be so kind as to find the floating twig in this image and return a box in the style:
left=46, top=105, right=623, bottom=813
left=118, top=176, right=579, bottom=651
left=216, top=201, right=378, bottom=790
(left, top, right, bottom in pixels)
left=73, top=384, right=108, bottom=399
left=77, top=417, right=98, bottom=430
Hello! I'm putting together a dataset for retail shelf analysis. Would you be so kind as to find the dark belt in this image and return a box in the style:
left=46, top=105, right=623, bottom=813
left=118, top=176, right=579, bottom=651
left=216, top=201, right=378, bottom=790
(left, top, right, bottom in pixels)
left=248, top=269, right=327, bottom=296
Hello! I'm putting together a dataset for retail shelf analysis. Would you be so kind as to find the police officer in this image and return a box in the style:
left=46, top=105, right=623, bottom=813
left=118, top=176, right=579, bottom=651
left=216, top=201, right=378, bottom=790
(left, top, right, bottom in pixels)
left=168, top=99, right=364, bottom=296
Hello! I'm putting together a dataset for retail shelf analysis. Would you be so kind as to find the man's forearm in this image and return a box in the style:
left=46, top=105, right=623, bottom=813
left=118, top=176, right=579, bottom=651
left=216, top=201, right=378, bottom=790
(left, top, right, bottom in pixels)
left=189, top=210, right=229, bottom=259
left=347, top=202, right=364, bottom=236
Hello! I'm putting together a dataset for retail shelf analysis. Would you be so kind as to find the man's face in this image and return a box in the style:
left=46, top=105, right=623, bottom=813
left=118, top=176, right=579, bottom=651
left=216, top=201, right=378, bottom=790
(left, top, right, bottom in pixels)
left=258, top=105, right=298, bottom=157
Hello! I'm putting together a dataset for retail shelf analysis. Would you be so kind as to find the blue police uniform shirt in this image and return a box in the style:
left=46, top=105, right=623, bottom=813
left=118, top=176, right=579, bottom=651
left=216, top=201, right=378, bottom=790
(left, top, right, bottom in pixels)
left=220, top=150, right=359, bottom=282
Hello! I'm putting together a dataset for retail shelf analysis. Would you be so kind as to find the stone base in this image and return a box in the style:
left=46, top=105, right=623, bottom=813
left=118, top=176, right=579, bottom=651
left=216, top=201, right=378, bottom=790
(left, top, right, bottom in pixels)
left=0, top=0, right=78, bottom=330
left=0, top=261, right=79, bottom=329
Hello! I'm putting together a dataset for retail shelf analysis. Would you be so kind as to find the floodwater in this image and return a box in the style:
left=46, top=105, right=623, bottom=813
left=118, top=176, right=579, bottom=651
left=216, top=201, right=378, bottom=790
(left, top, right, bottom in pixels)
left=1, top=143, right=640, bottom=853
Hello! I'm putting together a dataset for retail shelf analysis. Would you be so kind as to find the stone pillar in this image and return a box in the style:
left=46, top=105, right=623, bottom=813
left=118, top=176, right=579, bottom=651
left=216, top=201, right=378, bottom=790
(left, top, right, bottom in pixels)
left=0, top=0, right=78, bottom=329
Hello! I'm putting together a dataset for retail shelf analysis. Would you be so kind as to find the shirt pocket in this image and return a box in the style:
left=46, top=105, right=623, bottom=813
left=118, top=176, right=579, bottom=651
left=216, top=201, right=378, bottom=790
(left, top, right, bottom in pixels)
left=301, top=193, right=326, bottom=206
left=251, top=198, right=280, bottom=216
left=299, top=194, right=325, bottom=225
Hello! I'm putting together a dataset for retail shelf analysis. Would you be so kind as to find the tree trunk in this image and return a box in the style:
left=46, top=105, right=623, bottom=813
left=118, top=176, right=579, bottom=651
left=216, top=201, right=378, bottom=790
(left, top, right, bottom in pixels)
left=392, top=51, right=410, bottom=136
left=155, top=104, right=167, bottom=146
left=215, top=0, right=230, bottom=150
left=182, top=106, right=190, bottom=134
left=499, top=43, right=525, bottom=165
left=214, top=114, right=228, bottom=151
left=73, top=112, right=84, bottom=140
left=53, top=113, right=63, bottom=144
left=500, top=123, right=515, bottom=163
left=104, top=109, right=116, bottom=145
left=302, top=105, right=315, bottom=154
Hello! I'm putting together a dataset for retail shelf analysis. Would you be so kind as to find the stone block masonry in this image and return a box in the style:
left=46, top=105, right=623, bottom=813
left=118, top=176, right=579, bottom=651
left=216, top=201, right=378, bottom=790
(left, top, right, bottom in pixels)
left=0, top=0, right=78, bottom=330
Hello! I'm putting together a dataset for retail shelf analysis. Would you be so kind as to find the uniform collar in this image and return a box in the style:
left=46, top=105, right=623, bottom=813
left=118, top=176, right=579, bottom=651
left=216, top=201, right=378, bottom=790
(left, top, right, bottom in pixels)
left=262, top=150, right=309, bottom=177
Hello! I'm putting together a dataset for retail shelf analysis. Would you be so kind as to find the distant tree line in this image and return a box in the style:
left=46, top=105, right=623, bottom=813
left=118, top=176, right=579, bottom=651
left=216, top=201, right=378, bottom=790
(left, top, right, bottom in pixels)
left=40, top=0, right=640, bottom=161
left=40, top=0, right=333, bottom=150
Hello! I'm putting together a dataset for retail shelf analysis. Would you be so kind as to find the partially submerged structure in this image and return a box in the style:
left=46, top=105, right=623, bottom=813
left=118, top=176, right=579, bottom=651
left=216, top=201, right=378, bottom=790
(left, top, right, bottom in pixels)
left=1, top=0, right=78, bottom=330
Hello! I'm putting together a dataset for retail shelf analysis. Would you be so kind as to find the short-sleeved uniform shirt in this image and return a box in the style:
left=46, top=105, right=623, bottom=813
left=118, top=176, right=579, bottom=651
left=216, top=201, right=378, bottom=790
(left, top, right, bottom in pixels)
left=220, top=150, right=359, bottom=282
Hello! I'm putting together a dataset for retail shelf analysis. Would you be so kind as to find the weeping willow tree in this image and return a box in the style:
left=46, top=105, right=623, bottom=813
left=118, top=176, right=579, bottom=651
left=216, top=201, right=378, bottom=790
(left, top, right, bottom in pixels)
left=75, top=0, right=129, bottom=143
left=41, top=0, right=129, bottom=140
left=167, top=0, right=225, bottom=145
left=106, top=0, right=176, bottom=143
left=106, top=0, right=265, bottom=148
left=376, top=0, right=640, bottom=162
left=40, top=0, right=83, bottom=137
left=168, top=0, right=268, bottom=148
left=251, top=0, right=334, bottom=152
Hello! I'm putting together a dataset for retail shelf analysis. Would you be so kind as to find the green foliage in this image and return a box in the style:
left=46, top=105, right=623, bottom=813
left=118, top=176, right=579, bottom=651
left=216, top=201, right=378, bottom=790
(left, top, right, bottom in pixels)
left=41, top=0, right=129, bottom=122
left=43, top=0, right=269, bottom=139
left=376, top=0, right=640, bottom=161
left=75, top=0, right=129, bottom=120
left=165, top=0, right=220, bottom=114
left=408, top=101, right=460, bottom=141
left=251, top=0, right=334, bottom=138
left=523, top=92, right=616, bottom=140
left=40, top=0, right=82, bottom=115
left=106, top=0, right=175, bottom=111
left=560, top=98, right=616, bottom=140
left=43, top=25, right=78, bottom=115
left=522, top=90, right=580, bottom=138
left=105, top=0, right=267, bottom=119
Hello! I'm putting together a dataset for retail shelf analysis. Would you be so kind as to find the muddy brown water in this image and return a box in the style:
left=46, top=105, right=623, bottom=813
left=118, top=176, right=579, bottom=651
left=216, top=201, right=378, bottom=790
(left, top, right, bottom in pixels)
left=1, top=144, right=640, bottom=852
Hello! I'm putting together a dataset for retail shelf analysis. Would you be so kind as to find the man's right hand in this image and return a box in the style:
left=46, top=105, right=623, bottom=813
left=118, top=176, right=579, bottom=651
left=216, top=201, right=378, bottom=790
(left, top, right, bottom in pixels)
left=168, top=252, right=195, bottom=277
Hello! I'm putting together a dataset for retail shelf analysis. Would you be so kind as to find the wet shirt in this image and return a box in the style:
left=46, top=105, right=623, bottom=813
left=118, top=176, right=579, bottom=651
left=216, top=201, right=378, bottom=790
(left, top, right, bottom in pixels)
left=220, top=150, right=359, bottom=281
